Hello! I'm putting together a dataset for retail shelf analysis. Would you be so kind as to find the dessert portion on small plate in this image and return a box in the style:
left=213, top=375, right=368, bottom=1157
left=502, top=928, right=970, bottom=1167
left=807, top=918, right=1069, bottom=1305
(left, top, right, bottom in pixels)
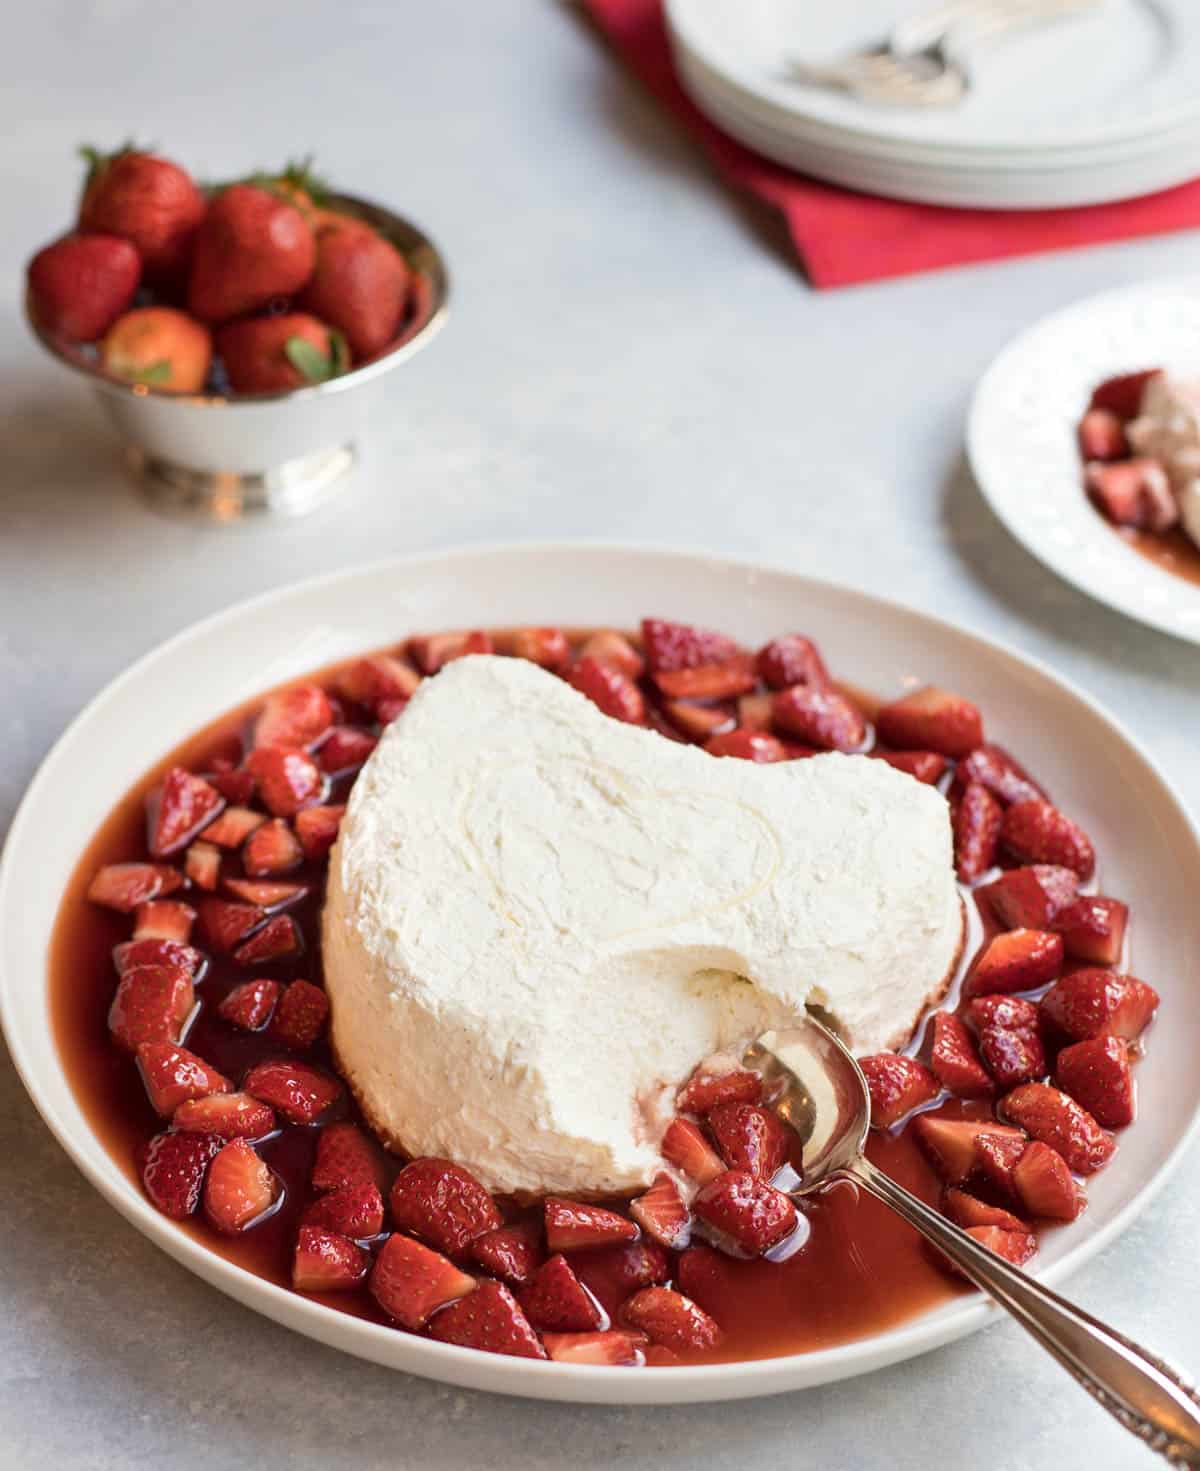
left=968, top=279, right=1200, bottom=643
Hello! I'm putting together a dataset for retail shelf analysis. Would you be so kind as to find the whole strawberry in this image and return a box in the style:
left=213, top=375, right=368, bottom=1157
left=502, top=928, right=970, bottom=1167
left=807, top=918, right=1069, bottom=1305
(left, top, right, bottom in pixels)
left=188, top=185, right=316, bottom=323
left=299, top=216, right=410, bottom=360
left=216, top=312, right=347, bottom=393
left=27, top=234, right=141, bottom=341
left=79, top=147, right=205, bottom=284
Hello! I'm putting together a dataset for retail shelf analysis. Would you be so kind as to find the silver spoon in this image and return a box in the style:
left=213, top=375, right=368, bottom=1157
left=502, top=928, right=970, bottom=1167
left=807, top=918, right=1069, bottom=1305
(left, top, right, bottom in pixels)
left=743, top=1017, right=1200, bottom=1464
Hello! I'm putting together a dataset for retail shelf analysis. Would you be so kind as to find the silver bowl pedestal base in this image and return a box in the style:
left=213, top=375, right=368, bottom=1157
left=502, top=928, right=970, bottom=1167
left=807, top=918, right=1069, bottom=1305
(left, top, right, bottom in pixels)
left=128, top=444, right=357, bottom=522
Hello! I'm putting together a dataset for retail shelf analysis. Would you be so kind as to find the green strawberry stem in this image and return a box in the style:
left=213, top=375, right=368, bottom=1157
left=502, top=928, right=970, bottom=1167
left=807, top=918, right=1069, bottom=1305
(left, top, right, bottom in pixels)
left=285, top=333, right=348, bottom=385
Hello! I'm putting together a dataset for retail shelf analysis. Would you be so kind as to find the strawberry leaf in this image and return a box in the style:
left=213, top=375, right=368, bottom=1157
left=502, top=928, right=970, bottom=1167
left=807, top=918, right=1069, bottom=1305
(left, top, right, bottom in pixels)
left=135, top=360, right=174, bottom=386
left=328, top=330, right=351, bottom=377
left=285, top=336, right=335, bottom=384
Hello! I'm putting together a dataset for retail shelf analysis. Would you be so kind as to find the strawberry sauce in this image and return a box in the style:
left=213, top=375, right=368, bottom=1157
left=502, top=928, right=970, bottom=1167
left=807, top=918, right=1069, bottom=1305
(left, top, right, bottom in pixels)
left=1118, top=525, right=1200, bottom=587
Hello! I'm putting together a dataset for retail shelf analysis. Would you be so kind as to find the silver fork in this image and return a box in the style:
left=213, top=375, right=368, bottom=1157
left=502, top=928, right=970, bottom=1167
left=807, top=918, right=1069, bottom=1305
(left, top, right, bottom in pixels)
left=789, top=0, right=1101, bottom=109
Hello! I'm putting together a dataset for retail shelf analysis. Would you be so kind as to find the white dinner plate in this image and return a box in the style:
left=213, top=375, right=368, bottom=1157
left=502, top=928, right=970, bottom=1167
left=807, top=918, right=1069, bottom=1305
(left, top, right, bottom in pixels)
left=2, top=543, right=1199, bottom=1404
left=967, top=280, right=1200, bottom=644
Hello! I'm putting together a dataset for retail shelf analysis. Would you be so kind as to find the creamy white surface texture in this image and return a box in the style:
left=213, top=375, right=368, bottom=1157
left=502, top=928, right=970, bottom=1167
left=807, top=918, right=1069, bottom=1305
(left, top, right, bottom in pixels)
left=323, top=655, right=963, bottom=1196
left=1129, top=372, right=1200, bottom=548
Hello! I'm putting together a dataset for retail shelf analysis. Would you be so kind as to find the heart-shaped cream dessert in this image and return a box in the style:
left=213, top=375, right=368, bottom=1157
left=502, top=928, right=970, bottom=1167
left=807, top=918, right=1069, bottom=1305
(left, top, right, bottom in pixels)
left=324, top=655, right=963, bottom=1196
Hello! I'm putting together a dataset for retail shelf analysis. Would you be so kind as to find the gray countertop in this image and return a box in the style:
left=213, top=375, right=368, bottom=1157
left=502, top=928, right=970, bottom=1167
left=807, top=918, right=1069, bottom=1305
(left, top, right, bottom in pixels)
left=3, top=2, right=1200, bottom=1466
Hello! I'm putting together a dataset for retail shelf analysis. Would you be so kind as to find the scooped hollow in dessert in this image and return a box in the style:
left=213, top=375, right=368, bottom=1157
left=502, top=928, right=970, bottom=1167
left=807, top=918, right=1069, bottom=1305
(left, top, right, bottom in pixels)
left=323, top=656, right=964, bottom=1196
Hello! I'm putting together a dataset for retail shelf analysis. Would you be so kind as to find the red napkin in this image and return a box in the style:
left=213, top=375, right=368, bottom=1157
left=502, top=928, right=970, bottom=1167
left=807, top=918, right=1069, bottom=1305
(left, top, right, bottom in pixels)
left=582, top=0, right=1200, bottom=287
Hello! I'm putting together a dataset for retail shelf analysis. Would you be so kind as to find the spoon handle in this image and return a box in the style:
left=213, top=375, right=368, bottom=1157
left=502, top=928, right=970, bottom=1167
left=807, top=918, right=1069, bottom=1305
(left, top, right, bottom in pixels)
left=847, top=1155, right=1200, bottom=1464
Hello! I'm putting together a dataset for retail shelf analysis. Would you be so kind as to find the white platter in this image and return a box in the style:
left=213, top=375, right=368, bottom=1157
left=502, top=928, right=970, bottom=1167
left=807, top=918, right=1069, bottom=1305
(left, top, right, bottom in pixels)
left=968, top=280, right=1200, bottom=643
left=2, top=542, right=1199, bottom=1404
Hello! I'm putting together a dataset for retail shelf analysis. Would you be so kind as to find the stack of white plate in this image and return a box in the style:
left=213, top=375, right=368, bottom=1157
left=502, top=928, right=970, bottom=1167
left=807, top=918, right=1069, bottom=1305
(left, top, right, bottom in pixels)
left=665, top=0, right=1200, bottom=210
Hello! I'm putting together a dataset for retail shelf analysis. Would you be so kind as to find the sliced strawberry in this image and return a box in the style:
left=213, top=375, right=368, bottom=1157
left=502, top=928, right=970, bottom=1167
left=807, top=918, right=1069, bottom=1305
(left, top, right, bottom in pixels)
left=518, top=1252, right=605, bottom=1332
left=207, top=767, right=257, bottom=806
left=576, top=630, right=644, bottom=679
left=736, top=691, right=774, bottom=730
left=138, top=1129, right=222, bottom=1219
left=252, top=683, right=333, bottom=751
left=1089, top=368, right=1159, bottom=418
left=202, top=805, right=266, bottom=848
left=510, top=626, right=571, bottom=669
left=858, top=1053, right=940, bottom=1128
left=622, top=1285, right=722, bottom=1354
left=233, top=914, right=302, bottom=965
left=87, top=862, right=184, bottom=913
left=369, top=1233, right=476, bottom=1329
left=147, top=766, right=225, bottom=857
left=1000, top=799, right=1095, bottom=879
left=875, top=686, right=983, bottom=759
left=409, top=629, right=494, bottom=675
left=630, top=1173, right=691, bottom=1250
left=242, top=818, right=303, bottom=876
left=544, top=1198, right=638, bottom=1253
left=979, top=1025, right=1046, bottom=1091
left=772, top=686, right=865, bottom=751
left=246, top=746, right=325, bottom=818
left=1052, top=896, right=1128, bottom=966
left=113, top=937, right=203, bottom=978
left=133, top=899, right=196, bottom=944
left=1012, top=1140, right=1086, bottom=1221
left=218, top=978, right=280, bottom=1031
left=566, top=657, right=645, bottom=724
left=978, top=865, right=1079, bottom=931
left=653, top=655, right=757, bottom=701
left=873, top=750, right=947, bottom=784
left=292, top=1225, right=370, bottom=1292
left=755, top=634, right=829, bottom=691
left=198, top=898, right=265, bottom=953
left=184, top=840, right=221, bottom=891
left=427, top=1278, right=546, bottom=1358
left=270, top=979, right=329, bottom=1050
left=303, top=1180, right=384, bottom=1238
left=243, top=1059, right=341, bottom=1123
left=661, top=1117, right=725, bottom=1185
left=676, top=1067, right=763, bottom=1115
left=965, top=928, right=1064, bottom=998
left=1001, top=1083, right=1115, bottom=1175
left=137, top=1041, right=229, bottom=1116
left=953, top=782, right=1002, bottom=884
left=704, top=728, right=788, bottom=762
left=334, top=653, right=421, bottom=709
left=692, top=1170, right=796, bottom=1256
left=707, top=1102, right=790, bottom=1180
left=641, top=617, right=739, bottom=673
left=108, top=965, right=195, bottom=1052
left=1085, top=459, right=1178, bottom=533
left=294, top=803, right=346, bottom=861
left=311, top=1121, right=385, bottom=1193
left=541, top=1330, right=647, bottom=1366
left=173, top=1091, right=275, bottom=1139
left=930, top=1013, right=993, bottom=1098
left=975, top=1131, right=1028, bottom=1197
left=203, top=1137, right=278, bottom=1234
left=1077, top=408, right=1128, bottom=461
left=569, top=1240, right=670, bottom=1315
left=1056, top=1036, right=1135, bottom=1129
left=942, top=1188, right=1026, bottom=1232
left=1039, top=969, right=1159, bottom=1042
left=223, top=877, right=307, bottom=910
left=317, top=725, right=378, bottom=774
left=963, top=1226, right=1037, bottom=1267
left=957, top=744, right=1048, bottom=807
left=663, top=700, right=733, bottom=742
left=470, top=1220, right=546, bottom=1287
left=965, top=995, right=1039, bottom=1032
left=911, top=1116, right=1026, bottom=1186
left=389, top=1157, right=501, bottom=1257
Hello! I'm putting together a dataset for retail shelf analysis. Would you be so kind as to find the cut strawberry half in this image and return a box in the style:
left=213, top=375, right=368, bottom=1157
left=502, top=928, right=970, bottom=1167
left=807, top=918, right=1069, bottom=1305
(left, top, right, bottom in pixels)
left=470, top=1220, right=546, bottom=1287
left=875, top=686, right=983, bottom=759
left=1084, top=458, right=1177, bottom=533
left=184, top=840, right=221, bottom=891
left=518, top=1252, right=605, bottom=1332
left=138, top=1129, right=222, bottom=1219
left=755, top=634, right=829, bottom=691
left=108, top=965, right=195, bottom=1053
left=956, top=743, right=1048, bottom=807
left=1000, top=799, right=1095, bottom=879
left=772, top=686, right=866, bottom=752
left=294, top=803, right=346, bottom=861
left=252, top=683, right=334, bottom=751
left=929, top=1013, right=993, bottom=1098
left=707, top=1101, right=790, bottom=1180
left=147, top=766, right=225, bottom=857
left=962, top=1225, right=1038, bottom=1268
left=952, top=782, right=1002, bottom=884
left=704, top=728, right=788, bottom=762
left=858, top=1053, right=940, bottom=1128
left=113, top=937, right=204, bottom=979
left=292, top=1225, right=371, bottom=1292
left=233, top=914, right=302, bottom=965
left=964, top=928, right=1064, bottom=998
left=566, top=657, right=646, bottom=725
left=1078, top=408, right=1128, bottom=462
left=203, top=1137, right=279, bottom=1234
left=576, top=630, right=645, bottom=679
left=630, top=1173, right=692, bottom=1250
left=692, top=1169, right=796, bottom=1256
left=873, top=750, right=948, bottom=784
left=303, top=1180, right=385, bottom=1238
left=978, top=1025, right=1046, bottom=1092
left=676, top=1067, right=763, bottom=1116
left=217, top=978, right=280, bottom=1031
left=242, top=818, right=304, bottom=876
left=270, top=979, right=329, bottom=1050
left=975, top=1131, right=1028, bottom=1197
left=736, top=692, right=774, bottom=730
left=136, top=1041, right=229, bottom=1116
left=172, top=1091, right=276, bottom=1139
left=1011, top=1140, right=1086, bottom=1221
left=911, top=1115, right=1026, bottom=1186
left=87, top=862, right=184, bottom=913
left=1089, top=368, right=1159, bottom=418
left=641, top=617, right=739, bottom=673
left=409, top=629, right=494, bottom=675
left=369, top=1233, right=476, bottom=1330
left=242, top=1059, right=341, bottom=1124
left=1039, top=969, right=1159, bottom=1042
left=222, top=877, right=307, bottom=910
left=1000, top=1083, right=1115, bottom=1175
left=1056, top=1036, right=1135, bottom=1129
left=661, top=1117, right=726, bottom=1185
left=541, top=1330, right=647, bottom=1366
left=246, top=746, right=326, bottom=818
left=653, top=654, right=758, bottom=701
left=942, top=1188, right=1026, bottom=1232
left=663, top=700, right=734, bottom=742
left=1052, top=896, right=1128, bottom=966
left=965, top=995, right=1039, bottom=1033
left=544, top=1198, right=639, bottom=1253
left=207, top=767, right=256, bottom=806
left=334, top=653, right=421, bottom=710
left=978, top=865, right=1079, bottom=931
left=202, top=805, right=266, bottom=848
left=510, top=626, right=571, bottom=669
left=317, top=725, right=378, bottom=774
left=389, top=1157, right=501, bottom=1257
left=569, top=1240, right=671, bottom=1315
left=622, top=1285, right=722, bottom=1354
left=311, top=1121, right=385, bottom=1194
left=198, top=898, right=265, bottom=953
left=133, top=899, right=197, bottom=944
left=427, top=1279, right=546, bottom=1358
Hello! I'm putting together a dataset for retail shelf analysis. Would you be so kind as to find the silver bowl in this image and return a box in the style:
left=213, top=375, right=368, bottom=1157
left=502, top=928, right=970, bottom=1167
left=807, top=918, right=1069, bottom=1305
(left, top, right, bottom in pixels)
left=25, top=193, right=449, bottom=521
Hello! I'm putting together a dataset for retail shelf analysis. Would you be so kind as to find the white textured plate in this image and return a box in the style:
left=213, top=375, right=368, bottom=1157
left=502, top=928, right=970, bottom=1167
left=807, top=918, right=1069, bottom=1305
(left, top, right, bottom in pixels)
left=2, top=543, right=1199, bottom=1404
left=968, top=280, right=1200, bottom=643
